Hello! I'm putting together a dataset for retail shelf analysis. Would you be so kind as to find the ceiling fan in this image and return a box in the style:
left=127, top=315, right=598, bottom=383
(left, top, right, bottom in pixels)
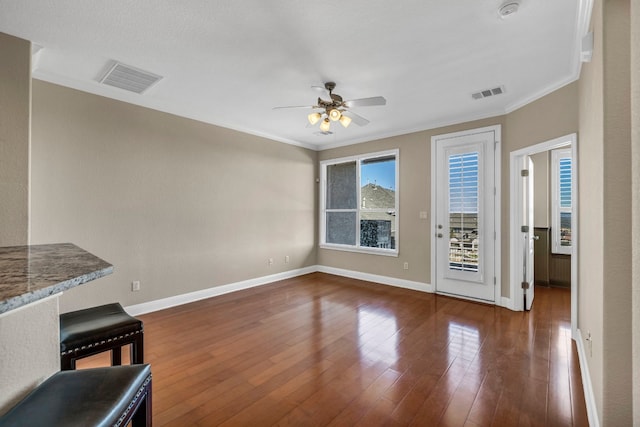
left=273, top=82, right=386, bottom=133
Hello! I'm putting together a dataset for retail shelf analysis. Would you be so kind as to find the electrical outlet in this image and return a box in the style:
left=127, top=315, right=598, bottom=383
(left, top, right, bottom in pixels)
left=268, top=258, right=274, bottom=266
left=131, top=281, right=141, bottom=292
left=403, top=262, right=409, bottom=270
left=285, top=255, right=290, bottom=264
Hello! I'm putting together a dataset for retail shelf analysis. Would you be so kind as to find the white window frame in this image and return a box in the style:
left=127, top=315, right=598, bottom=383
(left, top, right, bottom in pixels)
left=551, top=148, right=572, bottom=255
left=320, top=149, right=399, bottom=256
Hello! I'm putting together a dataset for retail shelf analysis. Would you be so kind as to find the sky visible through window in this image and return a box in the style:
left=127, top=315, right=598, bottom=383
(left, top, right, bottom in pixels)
left=361, top=158, right=396, bottom=190
left=449, top=153, right=479, bottom=214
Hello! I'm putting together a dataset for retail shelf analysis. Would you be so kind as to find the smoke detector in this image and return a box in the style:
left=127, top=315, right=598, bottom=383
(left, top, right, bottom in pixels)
left=498, top=1, right=520, bottom=18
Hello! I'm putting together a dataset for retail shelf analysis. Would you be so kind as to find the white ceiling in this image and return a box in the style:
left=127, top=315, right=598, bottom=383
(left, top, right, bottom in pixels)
left=0, top=1, right=591, bottom=150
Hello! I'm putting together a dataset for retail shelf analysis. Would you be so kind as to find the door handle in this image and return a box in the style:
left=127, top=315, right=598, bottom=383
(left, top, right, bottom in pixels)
left=532, top=235, right=540, bottom=240
left=437, top=233, right=443, bottom=238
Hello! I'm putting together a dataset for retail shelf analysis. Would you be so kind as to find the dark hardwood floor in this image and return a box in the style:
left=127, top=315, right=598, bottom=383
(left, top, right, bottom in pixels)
left=78, top=272, right=588, bottom=426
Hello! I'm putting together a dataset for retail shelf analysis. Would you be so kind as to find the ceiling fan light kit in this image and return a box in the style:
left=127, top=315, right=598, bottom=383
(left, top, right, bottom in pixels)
left=320, top=118, right=331, bottom=132
left=339, top=115, right=352, bottom=128
left=275, top=81, right=386, bottom=134
left=308, top=112, right=322, bottom=125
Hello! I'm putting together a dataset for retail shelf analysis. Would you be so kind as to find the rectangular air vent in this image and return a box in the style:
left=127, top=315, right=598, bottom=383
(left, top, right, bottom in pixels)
left=472, top=85, right=505, bottom=100
left=100, top=62, right=162, bottom=94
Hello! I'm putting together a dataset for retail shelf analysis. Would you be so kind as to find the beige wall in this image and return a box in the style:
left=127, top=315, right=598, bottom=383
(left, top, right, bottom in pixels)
left=318, top=83, right=578, bottom=299
left=30, top=81, right=318, bottom=313
left=0, top=33, right=60, bottom=417
left=601, top=0, right=632, bottom=423
left=0, top=297, right=60, bottom=415
left=633, top=0, right=640, bottom=422
left=578, top=0, right=605, bottom=418
left=579, top=0, right=633, bottom=424
left=0, top=33, right=30, bottom=246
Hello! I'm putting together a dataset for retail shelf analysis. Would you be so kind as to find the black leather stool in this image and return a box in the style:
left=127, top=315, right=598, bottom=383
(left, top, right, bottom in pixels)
left=60, top=302, right=144, bottom=370
left=0, top=364, right=152, bottom=427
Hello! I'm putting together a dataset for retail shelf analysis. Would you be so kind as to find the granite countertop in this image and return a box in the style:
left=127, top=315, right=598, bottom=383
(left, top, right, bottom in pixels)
left=0, top=243, right=113, bottom=315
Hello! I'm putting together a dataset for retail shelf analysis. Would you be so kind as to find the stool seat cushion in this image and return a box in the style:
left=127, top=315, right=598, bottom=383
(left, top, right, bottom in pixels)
left=60, top=303, right=142, bottom=353
left=0, top=364, right=151, bottom=427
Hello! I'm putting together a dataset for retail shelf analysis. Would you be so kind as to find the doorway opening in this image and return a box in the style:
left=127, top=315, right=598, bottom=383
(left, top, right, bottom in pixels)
left=509, top=133, right=577, bottom=338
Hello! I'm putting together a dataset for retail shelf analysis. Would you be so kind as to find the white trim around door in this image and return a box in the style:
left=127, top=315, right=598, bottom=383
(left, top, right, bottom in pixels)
left=431, top=125, right=501, bottom=304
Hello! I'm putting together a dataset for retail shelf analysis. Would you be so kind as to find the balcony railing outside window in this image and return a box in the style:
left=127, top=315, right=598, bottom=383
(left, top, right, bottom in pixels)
left=449, top=238, right=479, bottom=272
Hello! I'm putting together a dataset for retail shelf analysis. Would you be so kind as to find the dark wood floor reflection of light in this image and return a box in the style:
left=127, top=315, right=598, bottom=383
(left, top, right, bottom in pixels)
left=78, top=272, right=588, bottom=426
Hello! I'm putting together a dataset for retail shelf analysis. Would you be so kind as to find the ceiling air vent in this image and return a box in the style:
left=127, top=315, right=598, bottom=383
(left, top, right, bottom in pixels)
left=472, top=86, right=505, bottom=100
left=99, top=62, right=162, bottom=94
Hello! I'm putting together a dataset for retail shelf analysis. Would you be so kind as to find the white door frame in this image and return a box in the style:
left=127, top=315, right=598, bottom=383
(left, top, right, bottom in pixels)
left=519, top=155, right=535, bottom=311
left=509, top=133, right=578, bottom=338
left=431, top=124, right=501, bottom=304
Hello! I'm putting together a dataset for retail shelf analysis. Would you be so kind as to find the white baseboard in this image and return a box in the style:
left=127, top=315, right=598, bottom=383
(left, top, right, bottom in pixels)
left=575, top=328, right=600, bottom=427
left=317, top=265, right=432, bottom=293
left=128, top=265, right=533, bottom=317
left=125, top=265, right=432, bottom=316
left=125, top=266, right=317, bottom=316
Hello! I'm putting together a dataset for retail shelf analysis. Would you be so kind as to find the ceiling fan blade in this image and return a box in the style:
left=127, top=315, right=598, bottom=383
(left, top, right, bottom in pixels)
left=344, top=96, right=387, bottom=108
left=342, top=110, right=370, bottom=126
left=272, top=105, right=317, bottom=110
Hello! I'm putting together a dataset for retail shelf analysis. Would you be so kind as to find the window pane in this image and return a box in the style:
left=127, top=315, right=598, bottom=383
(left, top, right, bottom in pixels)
left=327, top=162, right=357, bottom=209
left=551, top=148, right=572, bottom=254
left=560, top=212, right=571, bottom=246
left=360, top=211, right=396, bottom=249
left=361, top=156, right=396, bottom=210
left=326, top=212, right=356, bottom=245
left=448, top=152, right=479, bottom=272
left=559, top=157, right=572, bottom=208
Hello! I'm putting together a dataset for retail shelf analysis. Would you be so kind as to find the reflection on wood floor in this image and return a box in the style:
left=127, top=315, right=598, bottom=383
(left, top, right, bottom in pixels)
left=78, top=272, right=588, bottom=426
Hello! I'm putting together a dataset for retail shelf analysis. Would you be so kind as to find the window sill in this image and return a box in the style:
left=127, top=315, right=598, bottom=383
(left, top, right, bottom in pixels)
left=319, top=244, right=399, bottom=257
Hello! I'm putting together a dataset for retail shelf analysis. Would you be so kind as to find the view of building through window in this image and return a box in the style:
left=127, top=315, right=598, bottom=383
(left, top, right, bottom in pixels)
left=360, top=156, right=396, bottom=249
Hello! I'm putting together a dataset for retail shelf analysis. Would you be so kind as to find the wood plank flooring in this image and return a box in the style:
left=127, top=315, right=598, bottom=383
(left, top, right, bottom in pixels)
left=77, top=272, right=588, bottom=426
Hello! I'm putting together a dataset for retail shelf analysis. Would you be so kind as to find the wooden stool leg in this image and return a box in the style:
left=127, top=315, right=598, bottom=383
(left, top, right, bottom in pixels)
left=131, top=332, right=144, bottom=364
left=111, top=347, right=122, bottom=366
left=60, top=355, right=75, bottom=371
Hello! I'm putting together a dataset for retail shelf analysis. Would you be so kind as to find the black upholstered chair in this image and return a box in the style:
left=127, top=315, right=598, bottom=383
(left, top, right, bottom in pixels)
left=0, top=364, right=152, bottom=427
left=60, top=302, right=144, bottom=370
